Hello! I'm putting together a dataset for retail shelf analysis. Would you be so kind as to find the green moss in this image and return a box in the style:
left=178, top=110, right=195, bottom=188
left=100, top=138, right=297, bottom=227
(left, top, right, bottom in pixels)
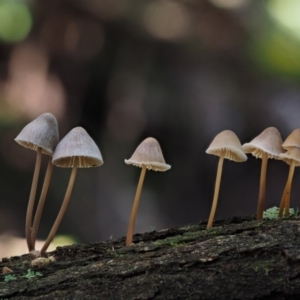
left=22, top=269, right=43, bottom=279
left=263, top=206, right=299, bottom=219
left=264, top=268, right=270, bottom=276
left=169, top=241, right=185, bottom=247
left=252, top=259, right=276, bottom=276
left=3, top=274, right=17, bottom=282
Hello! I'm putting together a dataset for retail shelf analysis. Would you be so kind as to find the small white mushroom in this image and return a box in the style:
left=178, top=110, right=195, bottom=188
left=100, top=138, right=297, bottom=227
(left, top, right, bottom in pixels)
left=206, top=130, right=247, bottom=229
left=242, top=127, right=283, bottom=220
left=281, top=129, right=300, bottom=150
left=125, top=137, right=170, bottom=246
left=15, top=113, right=59, bottom=252
left=40, top=127, right=103, bottom=255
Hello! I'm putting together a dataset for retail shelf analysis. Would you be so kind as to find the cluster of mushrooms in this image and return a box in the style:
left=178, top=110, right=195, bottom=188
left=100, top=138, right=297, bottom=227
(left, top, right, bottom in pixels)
left=15, top=112, right=171, bottom=255
left=16, top=112, right=299, bottom=256
left=206, top=127, right=300, bottom=229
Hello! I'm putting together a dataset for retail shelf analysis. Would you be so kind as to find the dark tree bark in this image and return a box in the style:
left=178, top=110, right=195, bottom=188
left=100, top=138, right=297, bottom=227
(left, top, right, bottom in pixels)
left=1, top=216, right=300, bottom=299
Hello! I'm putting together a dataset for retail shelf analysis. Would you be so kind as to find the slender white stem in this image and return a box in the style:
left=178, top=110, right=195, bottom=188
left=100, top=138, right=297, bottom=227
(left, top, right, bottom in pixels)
left=41, top=161, right=78, bottom=255
left=256, top=153, right=268, bottom=220
left=278, top=181, right=288, bottom=218
left=31, top=158, right=54, bottom=247
left=207, top=154, right=224, bottom=229
left=126, top=166, right=147, bottom=246
left=284, top=161, right=295, bottom=217
left=26, top=147, right=42, bottom=252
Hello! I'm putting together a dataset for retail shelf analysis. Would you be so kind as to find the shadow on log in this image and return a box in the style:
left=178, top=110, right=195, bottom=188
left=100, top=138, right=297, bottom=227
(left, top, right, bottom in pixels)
left=1, top=216, right=300, bottom=299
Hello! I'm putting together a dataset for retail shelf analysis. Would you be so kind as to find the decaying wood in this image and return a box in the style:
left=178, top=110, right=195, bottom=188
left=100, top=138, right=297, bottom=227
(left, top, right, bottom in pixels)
left=1, top=216, right=300, bottom=299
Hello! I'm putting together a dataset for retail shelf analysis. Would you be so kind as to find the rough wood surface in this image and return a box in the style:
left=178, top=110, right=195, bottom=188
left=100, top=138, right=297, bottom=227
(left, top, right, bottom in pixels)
left=1, top=216, right=300, bottom=299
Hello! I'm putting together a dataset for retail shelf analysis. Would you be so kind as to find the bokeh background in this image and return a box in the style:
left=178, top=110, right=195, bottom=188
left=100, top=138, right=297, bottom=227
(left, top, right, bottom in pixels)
left=1, top=0, right=300, bottom=258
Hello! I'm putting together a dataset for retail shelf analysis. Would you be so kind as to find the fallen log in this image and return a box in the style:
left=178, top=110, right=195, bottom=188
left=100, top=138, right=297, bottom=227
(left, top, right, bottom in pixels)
left=1, top=215, right=300, bottom=299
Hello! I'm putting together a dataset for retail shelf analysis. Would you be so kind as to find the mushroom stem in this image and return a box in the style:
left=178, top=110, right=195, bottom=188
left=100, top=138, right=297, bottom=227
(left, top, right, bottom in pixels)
left=40, top=160, right=78, bottom=255
left=278, top=182, right=288, bottom=218
left=31, top=158, right=54, bottom=248
left=207, top=154, right=225, bottom=229
left=284, top=161, right=296, bottom=217
left=126, top=165, right=147, bottom=246
left=26, top=147, right=42, bottom=251
left=256, top=152, right=268, bottom=220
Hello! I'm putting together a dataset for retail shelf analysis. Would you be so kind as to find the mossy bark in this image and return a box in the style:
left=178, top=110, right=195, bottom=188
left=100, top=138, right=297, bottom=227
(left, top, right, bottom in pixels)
left=1, top=216, right=300, bottom=299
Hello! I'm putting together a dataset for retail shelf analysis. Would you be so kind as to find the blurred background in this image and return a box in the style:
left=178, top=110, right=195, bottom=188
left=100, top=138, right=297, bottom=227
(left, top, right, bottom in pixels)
left=1, top=0, right=300, bottom=258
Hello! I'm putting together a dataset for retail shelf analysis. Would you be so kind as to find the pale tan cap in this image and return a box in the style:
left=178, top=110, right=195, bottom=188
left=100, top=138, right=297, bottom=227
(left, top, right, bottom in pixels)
left=282, top=129, right=300, bottom=150
left=206, top=130, right=247, bottom=162
left=125, top=137, right=171, bottom=171
left=279, top=147, right=300, bottom=166
left=52, top=127, right=103, bottom=168
left=242, top=127, right=284, bottom=159
left=15, top=112, right=59, bottom=156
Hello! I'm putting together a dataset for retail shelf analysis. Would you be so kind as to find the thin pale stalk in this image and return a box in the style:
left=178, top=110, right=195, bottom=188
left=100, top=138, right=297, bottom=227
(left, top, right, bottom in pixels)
left=41, top=162, right=78, bottom=255
left=284, top=161, right=295, bottom=217
left=207, top=154, right=225, bottom=229
left=126, top=165, right=147, bottom=246
left=278, top=181, right=288, bottom=218
left=31, top=158, right=54, bottom=247
left=256, top=153, right=268, bottom=220
left=26, top=147, right=42, bottom=252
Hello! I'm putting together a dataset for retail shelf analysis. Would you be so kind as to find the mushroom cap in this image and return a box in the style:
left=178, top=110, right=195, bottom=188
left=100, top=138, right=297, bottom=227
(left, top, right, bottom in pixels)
left=125, top=137, right=171, bottom=171
left=52, top=127, right=103, bottom=168
left=15, top=112, right=59, bottom=156
left=206, top=130, right=247, bottom=162
left=279, top=147, right=300, bottom=166
left=282, top=129, right=300, bottom=150
left=242, top=127, right=284, bottom=159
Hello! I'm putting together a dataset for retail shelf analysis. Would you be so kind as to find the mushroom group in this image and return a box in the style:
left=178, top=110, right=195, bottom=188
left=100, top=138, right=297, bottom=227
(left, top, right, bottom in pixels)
left=16, top=114, right=103, bottom=255
left=15, top=112, right=300, bottom=255
left=240, top=127, right=300, bottom=219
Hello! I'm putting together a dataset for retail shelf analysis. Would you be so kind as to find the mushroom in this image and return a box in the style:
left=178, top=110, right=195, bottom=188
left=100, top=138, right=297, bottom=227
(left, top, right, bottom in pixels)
left=281, top=129, right=300, bottom=150
left=40, top=127, right=103, bottom=255
left=15, top=113, right=59, bottom=251
left=125, top=137, right=171, bottom=246
left=206, top=130, right=247, bottom=229
left=277, top=148, right=300, bottom=217
left=242, top=127, right=283, bottom=220
left=278, top=129, right=300, bottom=217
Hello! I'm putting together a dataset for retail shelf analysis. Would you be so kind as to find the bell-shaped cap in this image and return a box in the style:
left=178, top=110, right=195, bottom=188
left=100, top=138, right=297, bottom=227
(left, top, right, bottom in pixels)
left=279, top=147, right=300, bottom=166
left=52, top=127, right=103, bottom=168
left=15, top=113, right=59, bottom=156
left=282, top=129, right=300, bottom=150
left=125, top=137, right=171, bottom=171
left=242, top=127, right=284, bottom=159
left=206, top=130, right=247, bottom=162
